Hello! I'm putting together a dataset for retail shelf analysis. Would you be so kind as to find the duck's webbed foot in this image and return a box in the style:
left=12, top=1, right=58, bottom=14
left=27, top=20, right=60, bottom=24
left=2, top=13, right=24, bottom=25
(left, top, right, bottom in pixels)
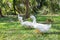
left=35, top=29, right=44, bottom=35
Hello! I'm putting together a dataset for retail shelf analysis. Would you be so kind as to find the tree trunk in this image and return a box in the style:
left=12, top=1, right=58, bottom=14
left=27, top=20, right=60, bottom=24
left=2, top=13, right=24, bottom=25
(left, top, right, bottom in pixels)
left=13, top=0, right=16, bottom=15
left=25, top=0, right=29, bottom=18
left=0, top=8, right=4, bottom=17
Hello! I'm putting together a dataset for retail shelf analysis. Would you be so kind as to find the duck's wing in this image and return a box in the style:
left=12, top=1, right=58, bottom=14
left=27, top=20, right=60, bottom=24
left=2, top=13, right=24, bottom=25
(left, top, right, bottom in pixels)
left=36, top=24, right=51, bottom=32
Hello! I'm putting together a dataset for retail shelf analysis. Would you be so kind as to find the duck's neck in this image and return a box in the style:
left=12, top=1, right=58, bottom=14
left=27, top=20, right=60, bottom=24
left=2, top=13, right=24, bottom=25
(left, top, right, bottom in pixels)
left=21, top=20, right=23, bottom=24
left=32, top=17, right=36, bottom=23
left=20, top=19, right=23, bottom=24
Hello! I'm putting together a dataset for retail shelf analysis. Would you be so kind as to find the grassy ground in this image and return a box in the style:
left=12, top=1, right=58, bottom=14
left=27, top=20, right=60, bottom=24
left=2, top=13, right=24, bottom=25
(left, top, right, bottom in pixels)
left=0, top=15, right=60, bottom=40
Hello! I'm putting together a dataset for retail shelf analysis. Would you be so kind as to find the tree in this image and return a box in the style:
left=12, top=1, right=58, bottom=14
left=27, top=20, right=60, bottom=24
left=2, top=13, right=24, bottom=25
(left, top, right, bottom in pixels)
left=0, top=8, right=4, bottom=17
left=13, top=0, right=16, bottom=15
left=25, top=0, right=29, bottom=18
left=0, top=0, right=4, bottom=17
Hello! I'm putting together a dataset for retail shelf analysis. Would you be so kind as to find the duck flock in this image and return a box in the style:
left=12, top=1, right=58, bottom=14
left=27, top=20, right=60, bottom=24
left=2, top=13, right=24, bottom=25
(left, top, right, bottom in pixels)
left=18, top=14, right=52, bottom=33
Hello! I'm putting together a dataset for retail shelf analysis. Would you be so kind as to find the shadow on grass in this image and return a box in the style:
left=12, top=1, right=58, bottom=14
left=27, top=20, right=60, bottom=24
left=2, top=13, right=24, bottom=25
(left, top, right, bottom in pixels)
left=20, top=27, right=35, bottom=30
left=0, top=15, right=18, bottom=23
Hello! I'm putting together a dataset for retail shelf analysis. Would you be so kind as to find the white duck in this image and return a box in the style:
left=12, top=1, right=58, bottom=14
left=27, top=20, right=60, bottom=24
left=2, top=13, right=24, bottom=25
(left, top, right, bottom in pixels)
left=30, top=15, right=51, bottom=33
left=18, top=14, right=33, bottom=28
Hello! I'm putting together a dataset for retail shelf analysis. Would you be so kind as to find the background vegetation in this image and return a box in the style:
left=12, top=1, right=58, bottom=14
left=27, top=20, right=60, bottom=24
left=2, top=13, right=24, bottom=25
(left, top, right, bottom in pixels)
left=0, top=0, right=60, bottom=17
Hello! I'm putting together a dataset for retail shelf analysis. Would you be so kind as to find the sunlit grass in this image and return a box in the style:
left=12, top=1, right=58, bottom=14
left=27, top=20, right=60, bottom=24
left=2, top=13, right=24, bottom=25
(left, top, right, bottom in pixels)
left=0, top=15, right=60, bottom=40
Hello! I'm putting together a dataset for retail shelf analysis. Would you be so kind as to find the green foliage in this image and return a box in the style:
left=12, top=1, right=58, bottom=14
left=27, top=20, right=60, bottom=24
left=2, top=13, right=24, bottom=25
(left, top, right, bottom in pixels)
left=0, top=0, right=60, bottom=16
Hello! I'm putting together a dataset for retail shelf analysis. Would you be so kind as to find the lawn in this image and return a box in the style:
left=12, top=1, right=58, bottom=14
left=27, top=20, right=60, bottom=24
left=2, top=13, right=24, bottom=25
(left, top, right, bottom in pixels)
left=0, top=15, right=60, bottom=40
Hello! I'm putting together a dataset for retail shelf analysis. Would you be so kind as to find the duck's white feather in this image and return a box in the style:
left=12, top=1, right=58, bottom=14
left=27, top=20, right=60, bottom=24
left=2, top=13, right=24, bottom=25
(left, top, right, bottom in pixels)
left=18, top=14, right=33, bottom=27
left=30, top=15, right=51, bottom=33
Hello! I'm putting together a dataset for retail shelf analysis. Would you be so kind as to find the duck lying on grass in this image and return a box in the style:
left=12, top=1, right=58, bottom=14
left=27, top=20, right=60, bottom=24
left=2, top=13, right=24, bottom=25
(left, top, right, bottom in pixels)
left=18, top=14, right=33, bottom=28
left=30, top=15, right=52, bottom=33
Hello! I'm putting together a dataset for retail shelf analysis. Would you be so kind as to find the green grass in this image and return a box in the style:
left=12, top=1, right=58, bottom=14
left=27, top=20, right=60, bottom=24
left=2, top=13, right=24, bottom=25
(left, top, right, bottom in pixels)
left=0, top=15, right=60, bottom=40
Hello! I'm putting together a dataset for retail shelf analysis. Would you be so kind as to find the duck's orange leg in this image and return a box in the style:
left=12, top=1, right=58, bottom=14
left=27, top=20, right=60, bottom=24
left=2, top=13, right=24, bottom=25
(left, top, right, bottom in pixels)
left=35, top=29, right=40, bottom=33
left=35, top=29, right=43, bottom=34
